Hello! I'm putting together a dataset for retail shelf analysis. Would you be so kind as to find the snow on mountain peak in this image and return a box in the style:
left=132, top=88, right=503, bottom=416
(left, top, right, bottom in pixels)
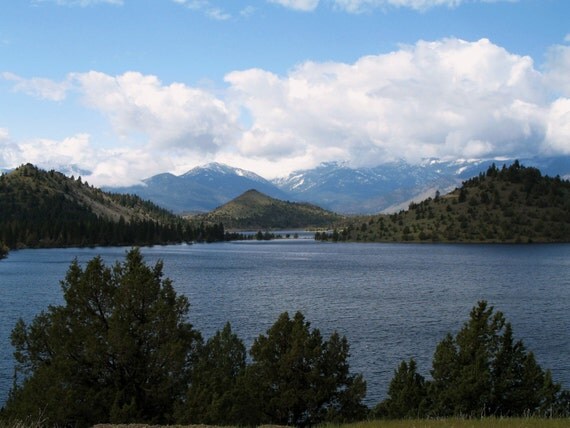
left=182, top=162, right=267, bottom=182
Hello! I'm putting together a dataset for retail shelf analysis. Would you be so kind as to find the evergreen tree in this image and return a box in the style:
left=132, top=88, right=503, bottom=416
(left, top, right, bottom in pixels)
left=177, top=322, right=247, bottom=425
left=373, top=359, right=428, bottom=419
left=428, top=301, right=562, bottom=417
left=243, top=311, right=367, bottom=427
left=377, top=301, right=566, bottom=419
left=5, top=248, right=201, bottom=427
left=0, top=241, right=8, bottom=259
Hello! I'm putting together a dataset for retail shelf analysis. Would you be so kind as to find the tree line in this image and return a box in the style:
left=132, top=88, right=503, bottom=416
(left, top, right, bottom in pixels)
left=315, top=162, right=570, bottom=243
left=2, top=250, right=568, bottom=427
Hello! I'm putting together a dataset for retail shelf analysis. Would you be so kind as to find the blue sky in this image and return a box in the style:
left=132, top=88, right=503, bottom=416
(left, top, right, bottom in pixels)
left=1, top=0, right=569, bottom=185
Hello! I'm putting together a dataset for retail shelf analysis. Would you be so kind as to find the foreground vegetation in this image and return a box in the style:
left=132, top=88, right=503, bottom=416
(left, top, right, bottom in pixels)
left=317, top=162, right=570, bottom=243
left=2, top=250, right=568, bottom=427
left=327, top=419, right=570, bottom=428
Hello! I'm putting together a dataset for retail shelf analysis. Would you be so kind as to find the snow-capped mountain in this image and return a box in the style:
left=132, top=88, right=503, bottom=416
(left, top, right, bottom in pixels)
left=273, top=157, right=570, bottom=214
left=108, top=162, right=289, bottom=213
left=105, top=156, right=570, bottom=215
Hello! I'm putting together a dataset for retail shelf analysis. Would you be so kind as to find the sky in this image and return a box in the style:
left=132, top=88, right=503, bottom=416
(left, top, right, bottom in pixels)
left=1, top=0, right=569, bottom=186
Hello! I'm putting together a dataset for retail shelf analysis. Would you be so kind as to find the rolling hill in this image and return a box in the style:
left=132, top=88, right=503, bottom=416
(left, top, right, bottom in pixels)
left=317, top=162, right=570, bottom=243
left=0, top=164, right=222, bottom=249
left=193, top=189, right=343, bottom=230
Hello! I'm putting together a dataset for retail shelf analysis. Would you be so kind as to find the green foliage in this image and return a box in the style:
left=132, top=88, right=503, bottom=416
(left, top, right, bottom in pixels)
left=197, top=189, right=342, bottom=229
left=240, top=311, right=368, bottom=427
left=4, top=248, right=201, bottom=427
left=376, top=301, right=566, bottom=419
left=0, top=164, right=245, bottom=249
left=176, top=322, right=247, bottom=425
left=324, top=162, right=570, bottom=243
left=373, top=359, right=428, bottom=419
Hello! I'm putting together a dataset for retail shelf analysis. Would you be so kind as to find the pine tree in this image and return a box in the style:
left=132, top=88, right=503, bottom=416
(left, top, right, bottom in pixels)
left=178, top=322, right=247, bottom=424
left=373, top=359, right=428, bottom=418
left=243, top=311, right=367, bottom=426
left=6, top=248, right=201, bottom=427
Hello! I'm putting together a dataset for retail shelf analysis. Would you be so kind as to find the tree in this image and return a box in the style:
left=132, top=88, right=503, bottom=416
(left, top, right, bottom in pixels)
left=5, top=248, right=201, bottom=427
left=243, top=311, right=367, bottom=427
left=429, top=301, right=562, bottom=417
left=177, top=322, right=247, bottom=425
left=377, top=301, right=566, bottom=419
left=0, top=241, right=8, bottom=259
left=373, top=358, right=428, bottom=419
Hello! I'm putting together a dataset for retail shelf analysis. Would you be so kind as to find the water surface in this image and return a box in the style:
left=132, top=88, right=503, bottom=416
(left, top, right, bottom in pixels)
left=1, top=241, right=569, bottom=406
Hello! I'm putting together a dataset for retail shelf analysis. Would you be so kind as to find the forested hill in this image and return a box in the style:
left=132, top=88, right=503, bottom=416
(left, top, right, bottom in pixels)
left=0, top=164, right=226, bottom=250
left=317, top=162, right=570, bottom=243
left=193, top=189, right=343, bottom=229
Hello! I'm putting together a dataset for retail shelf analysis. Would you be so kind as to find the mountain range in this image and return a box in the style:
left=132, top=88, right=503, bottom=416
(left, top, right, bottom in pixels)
left=109, top=162, right=290, bottom=214
left=106, top=157, right=570, bottom=215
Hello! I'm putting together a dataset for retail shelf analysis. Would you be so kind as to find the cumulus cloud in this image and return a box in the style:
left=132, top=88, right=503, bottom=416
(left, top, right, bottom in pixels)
left=545, top=44, right=570, bottom=97
left=226, top=38, right=562, bottom=169
left=0, top=128, right=21, bottom=167
left=71, top=71, right=239, bottom=153
left=0, top=130, right=174, bottom=186
left=2, top=72, right=71, bottom=101
left=3, top=37, right=570, bottom=183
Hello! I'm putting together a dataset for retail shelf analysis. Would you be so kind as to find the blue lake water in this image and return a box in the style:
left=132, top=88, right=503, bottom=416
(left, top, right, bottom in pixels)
left=1, top=240, right=569, bottom=407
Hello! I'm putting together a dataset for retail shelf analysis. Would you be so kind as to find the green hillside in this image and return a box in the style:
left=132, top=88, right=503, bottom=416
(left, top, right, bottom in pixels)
left=0, top=164, right=227, bottom=250
left=317, top=161, right=570, bottom=243
left=195, top=189, right=343, bottom=229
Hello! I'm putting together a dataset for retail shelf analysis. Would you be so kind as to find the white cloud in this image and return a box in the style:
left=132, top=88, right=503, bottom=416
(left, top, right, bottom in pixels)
left=270, top=0, right=516, bottom=12
left=545, top=44, right=570, bottom=97
left=544, top=99, right=570, bottom=155
left=3, top=37, right=570, bottom=184
left=71, top=71, right=239, bottom=153
left=225, top=38, right=555, bottom=169
left=2, top=72, right=71, bottom=101
left=173, top=0, right=232, bottom=20
left=268, top=0, right=320, bottom=11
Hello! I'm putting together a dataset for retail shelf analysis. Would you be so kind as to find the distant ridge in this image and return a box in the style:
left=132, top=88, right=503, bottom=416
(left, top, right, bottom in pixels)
left=107, top=157, right=570, bottom=215
left=317, top=162, right=570, bottom=243
left=0, top=164, right=223, bottom=249
left=107, top=162, right=289, bottom=213
left=193, top=189, right=342, bottom=230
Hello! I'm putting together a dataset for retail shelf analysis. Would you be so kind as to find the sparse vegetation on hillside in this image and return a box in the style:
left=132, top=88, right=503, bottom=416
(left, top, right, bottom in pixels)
left=194, top=189, right=342, bottom=229
left=317, top=162, right=570, bottom=243
left=0, top=164, right=244, bottom=248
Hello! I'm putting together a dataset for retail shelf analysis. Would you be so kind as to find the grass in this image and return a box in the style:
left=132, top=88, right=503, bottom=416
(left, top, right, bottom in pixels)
left=324, top=419, right=570, bottom=428
left=3, top=418, right=569, bottom=428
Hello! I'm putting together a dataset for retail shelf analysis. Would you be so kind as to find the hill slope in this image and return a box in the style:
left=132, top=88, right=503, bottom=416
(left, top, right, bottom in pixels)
left=318, top=162, right=570, bottom=243
left=194, top=189, right=342, bottom=230
left=0, top=164, right=194, bottom=249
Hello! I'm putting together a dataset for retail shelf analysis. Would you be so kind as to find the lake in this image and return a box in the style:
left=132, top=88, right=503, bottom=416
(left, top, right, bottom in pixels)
left=1, top=240, right=569, bottom=407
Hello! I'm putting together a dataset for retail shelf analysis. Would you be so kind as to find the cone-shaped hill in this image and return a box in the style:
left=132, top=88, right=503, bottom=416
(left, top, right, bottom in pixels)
left=195, top=189, right=343, bottom=230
